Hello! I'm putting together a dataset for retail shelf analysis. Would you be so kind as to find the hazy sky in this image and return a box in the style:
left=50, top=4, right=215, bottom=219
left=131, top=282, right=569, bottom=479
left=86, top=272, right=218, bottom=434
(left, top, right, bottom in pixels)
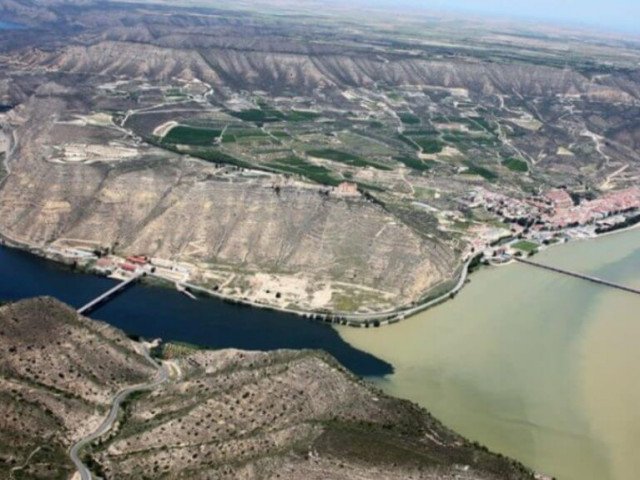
left=391, top=0, right=640, bottom=33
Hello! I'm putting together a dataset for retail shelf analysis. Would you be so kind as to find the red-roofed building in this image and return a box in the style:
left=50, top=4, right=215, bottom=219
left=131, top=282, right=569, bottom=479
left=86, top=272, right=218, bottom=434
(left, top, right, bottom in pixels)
left=96, top=257, right=114, bottom=268
left=121, top=262, right=137, bottom=272
left=126, top=255, right=148, bottom=265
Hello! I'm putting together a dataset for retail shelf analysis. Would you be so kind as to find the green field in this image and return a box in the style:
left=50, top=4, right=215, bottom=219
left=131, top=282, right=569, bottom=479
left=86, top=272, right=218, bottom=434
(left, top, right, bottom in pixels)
left=268, top=130, right=291, bottom=138
left=512, top=240, right=539, bottom=252
left=398, top=112, right=420, bottom=124
left=502, top=157, right=529, bottom=172
left=229, top=108, right=283, bottom=123
left=394, top=155, right=432, bottom=171
left=269, top=156, right=340, bottom=186
left=284, top=109, right=320, bottom=122
left=191, top=148, right=253, bottom=168
left=413, top=136, right=443, bottom=154
left=163, top=125, right=221, bottom=145
left=462, top=162, right=498, bottom=181
left=306, top=149, right=392, bottom=170
left=221, top=128, right=272, bottom=144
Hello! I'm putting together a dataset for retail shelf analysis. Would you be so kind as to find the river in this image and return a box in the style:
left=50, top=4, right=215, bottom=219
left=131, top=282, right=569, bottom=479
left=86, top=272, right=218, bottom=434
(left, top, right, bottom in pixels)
left=0, top=245, right=391, bottom=377
left=338, top=228, right=640, bottom=480
left=1, top=229, right=639, bottom=479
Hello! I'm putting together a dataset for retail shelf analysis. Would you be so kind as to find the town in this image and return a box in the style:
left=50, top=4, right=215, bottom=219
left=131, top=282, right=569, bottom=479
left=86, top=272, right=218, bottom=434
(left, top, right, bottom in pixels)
left=464, top=186, right=640, bottom=262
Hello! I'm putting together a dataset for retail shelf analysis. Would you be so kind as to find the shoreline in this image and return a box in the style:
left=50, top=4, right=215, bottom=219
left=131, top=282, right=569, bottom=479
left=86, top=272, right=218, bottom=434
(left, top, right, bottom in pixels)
left=0, top=230, right=470, bottom=328
left=1, top=221, right=637, bottom=328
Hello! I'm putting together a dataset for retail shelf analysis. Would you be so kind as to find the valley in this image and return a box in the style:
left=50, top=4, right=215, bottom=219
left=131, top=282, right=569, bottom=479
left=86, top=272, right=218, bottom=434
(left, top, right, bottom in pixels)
left=1, top=1, right=640, bottom=316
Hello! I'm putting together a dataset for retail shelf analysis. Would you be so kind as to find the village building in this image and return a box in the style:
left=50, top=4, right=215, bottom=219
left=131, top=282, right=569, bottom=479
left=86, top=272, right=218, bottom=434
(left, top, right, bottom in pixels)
left=334, top=181, right=360, bottom=197
left=544, top=189, right=574, bottom=210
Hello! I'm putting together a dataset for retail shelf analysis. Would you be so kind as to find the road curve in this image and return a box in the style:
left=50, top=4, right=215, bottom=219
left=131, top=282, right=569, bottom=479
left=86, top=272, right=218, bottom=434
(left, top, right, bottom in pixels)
left=69, top=346, right=168, bottom=480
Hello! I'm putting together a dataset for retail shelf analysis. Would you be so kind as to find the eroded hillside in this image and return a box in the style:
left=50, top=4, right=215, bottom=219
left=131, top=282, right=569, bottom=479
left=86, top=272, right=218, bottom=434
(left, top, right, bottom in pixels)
left=0, top=298, right=537, bottom=480
left=0, top=297, right=155, bottom=479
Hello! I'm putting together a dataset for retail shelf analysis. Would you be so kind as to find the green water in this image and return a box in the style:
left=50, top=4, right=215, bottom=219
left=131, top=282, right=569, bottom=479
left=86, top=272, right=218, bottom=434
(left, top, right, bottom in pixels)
left=338, top=228, right=640, bottom=480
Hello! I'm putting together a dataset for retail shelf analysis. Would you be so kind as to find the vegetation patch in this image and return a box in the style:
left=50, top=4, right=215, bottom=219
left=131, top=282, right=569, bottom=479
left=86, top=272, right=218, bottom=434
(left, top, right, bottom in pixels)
left=394, top=155, right=432, bottom=171
left=502, top=157, right=529, bottom=172
left=154, top=341, right=204, bottom=359
left=306, top=148, right=391, bottom=170
left=468, top=116, right=497, bottom=133
left=269, top=155, right=341, bottom=186
left=412, top=136, right=443, bottom=154
left=461, top=162, right=498, bottom=181
left=284, top=109, right=320, bottom=122
left=229, top=107, right=283, bottom=123
left=512, top=240, right=538, bottom=253
left=163, top=125, right=221, bottom=145
left=398, top=112, right=420, bottom=125
left=191, top=148, right=254, bottom=168
left=221, top=128, right=270, bottom=143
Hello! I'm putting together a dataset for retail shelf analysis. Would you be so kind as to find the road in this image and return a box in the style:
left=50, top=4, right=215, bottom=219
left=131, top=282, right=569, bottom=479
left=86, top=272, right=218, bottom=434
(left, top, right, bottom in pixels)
left=388, top=258, right=471, bottom=321
left=161, top=257, right=472, bottom=326
left=69, top=346, right=169, bottom=480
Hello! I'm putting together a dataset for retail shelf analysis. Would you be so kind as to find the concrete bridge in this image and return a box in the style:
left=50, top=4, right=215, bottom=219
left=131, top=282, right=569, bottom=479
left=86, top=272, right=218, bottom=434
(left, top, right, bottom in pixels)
left=77, top=271, right=144, bottom=315
left=515, top=257, right=640, bottom=296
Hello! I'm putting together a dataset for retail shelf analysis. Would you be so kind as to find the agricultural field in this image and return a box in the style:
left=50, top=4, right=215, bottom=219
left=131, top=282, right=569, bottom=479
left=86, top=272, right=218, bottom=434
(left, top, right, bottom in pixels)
left=162, top=125, right=221, bottom=145
left=512, top=240, right=539, bottom=253
left=502, top=157, right=529, bottom=173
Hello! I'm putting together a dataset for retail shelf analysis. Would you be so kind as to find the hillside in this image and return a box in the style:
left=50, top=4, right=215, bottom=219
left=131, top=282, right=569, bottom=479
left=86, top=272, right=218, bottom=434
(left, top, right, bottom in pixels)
left=0, top=297, right=155, bottom=479
left=0, top=298, right=538, bottom=479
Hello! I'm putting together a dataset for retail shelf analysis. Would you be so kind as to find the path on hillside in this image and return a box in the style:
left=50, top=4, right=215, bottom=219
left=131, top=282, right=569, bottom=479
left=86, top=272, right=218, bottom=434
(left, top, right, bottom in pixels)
left=69, top=345, right=169, bottom=480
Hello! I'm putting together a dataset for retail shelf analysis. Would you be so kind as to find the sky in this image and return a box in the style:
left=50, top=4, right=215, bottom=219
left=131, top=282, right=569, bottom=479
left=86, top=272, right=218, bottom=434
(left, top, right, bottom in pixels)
left=385, top=0, right=640, bottom=34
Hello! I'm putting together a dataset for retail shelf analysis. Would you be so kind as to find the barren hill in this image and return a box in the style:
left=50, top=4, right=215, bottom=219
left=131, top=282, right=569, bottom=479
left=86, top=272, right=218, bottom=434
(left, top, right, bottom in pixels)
left=0, top=297, right=536, bottom=479
left=0, top=297, right=155, bottom=479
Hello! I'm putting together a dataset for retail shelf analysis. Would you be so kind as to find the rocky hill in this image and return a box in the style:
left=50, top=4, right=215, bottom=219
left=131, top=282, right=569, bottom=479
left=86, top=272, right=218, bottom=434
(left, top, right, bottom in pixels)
left=0, top=297, right=155, bottom=479
left=0, top=297, right=537, bottom=479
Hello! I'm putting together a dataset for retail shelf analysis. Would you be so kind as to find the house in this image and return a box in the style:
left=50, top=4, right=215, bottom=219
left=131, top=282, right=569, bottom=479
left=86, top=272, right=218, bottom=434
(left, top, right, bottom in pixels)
left=121, top=262, right=137, bottom=272
left=335, top=182, right=359, bottom=196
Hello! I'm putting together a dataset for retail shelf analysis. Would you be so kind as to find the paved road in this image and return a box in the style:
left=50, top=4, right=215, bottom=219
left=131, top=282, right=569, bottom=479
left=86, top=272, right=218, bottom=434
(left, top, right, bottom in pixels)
left=390, top=258, right=471, bottom=320
left=161, top=258, right=472, bottom=326
left=69, top=347, right=168, bottom=480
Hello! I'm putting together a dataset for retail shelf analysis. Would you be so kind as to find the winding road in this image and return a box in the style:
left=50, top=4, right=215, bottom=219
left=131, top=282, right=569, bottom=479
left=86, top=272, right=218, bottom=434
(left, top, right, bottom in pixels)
left=69, top=346, right=169, bottom=480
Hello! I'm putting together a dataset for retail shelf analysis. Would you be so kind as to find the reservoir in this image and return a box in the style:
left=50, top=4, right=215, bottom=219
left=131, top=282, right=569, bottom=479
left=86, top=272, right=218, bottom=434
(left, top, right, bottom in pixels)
left=338, top=228, right=640, bottom=480
left=0, top=245, right=392, bottom=377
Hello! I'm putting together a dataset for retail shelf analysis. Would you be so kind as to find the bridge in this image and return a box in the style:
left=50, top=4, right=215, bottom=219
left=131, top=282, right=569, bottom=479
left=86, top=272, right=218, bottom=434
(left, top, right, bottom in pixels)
left=515, top=257, right=640, bottom=296
left=77, top=271, right=144, bottom=315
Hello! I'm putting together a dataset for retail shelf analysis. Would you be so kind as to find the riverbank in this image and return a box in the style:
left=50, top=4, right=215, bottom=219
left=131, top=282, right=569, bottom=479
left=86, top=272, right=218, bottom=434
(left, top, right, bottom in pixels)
left=0, top=243, right=393, bottom=377
left=0, top=229, right=471, bottom=328
left=1, top=216, right=636, bottom=328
